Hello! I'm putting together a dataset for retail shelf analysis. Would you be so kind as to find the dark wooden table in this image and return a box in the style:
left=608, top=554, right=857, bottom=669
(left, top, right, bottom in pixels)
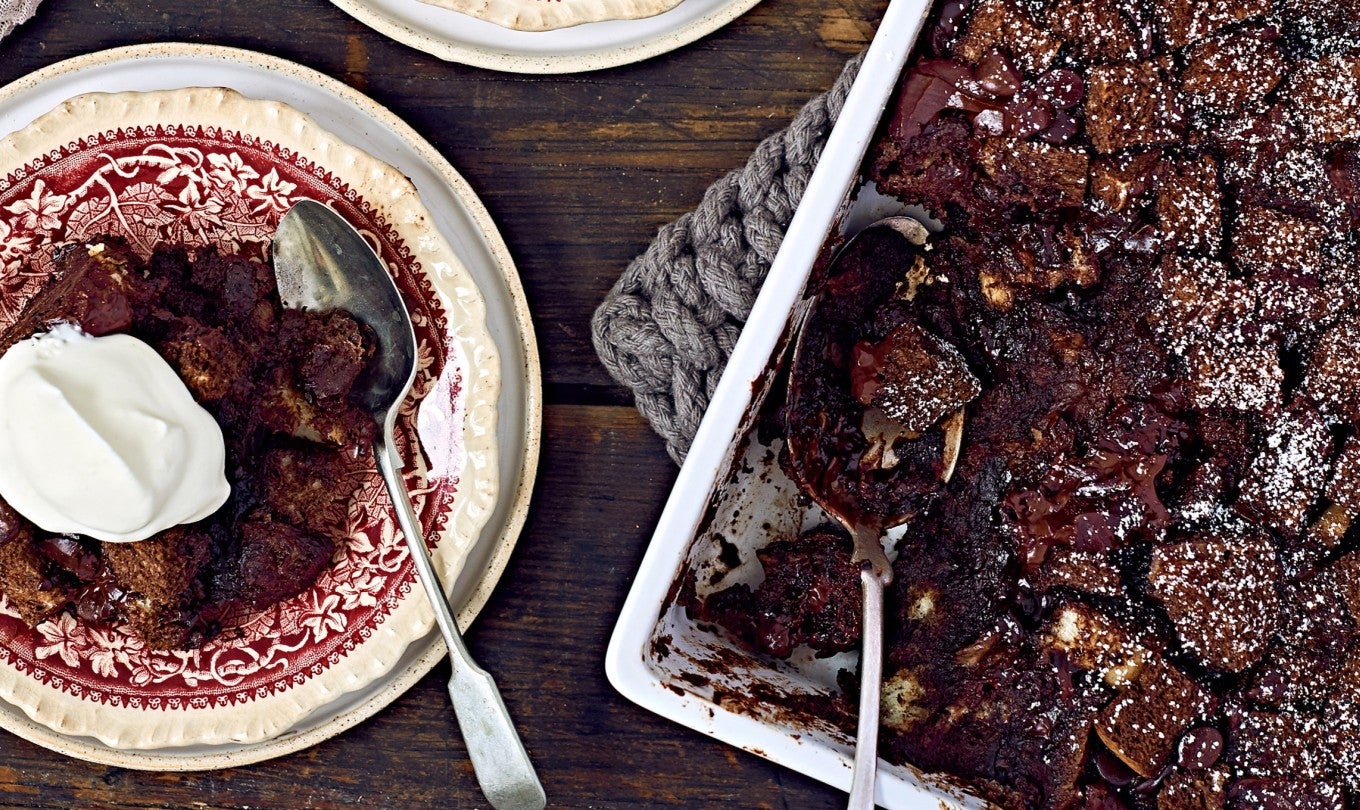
left=0, top=0, right=886, bottom=805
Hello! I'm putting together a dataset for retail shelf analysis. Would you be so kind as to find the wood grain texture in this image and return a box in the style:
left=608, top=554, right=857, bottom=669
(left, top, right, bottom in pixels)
left=0, top=0, right=887, bottom=804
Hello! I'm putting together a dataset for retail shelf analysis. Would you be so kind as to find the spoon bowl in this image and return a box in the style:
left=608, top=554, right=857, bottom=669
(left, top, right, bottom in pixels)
left=783, top=215, right=962, bottom=809
left=272, top=200, right=546, bottom=810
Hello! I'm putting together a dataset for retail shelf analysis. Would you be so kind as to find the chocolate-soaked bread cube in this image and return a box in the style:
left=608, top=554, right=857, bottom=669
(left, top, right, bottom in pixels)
left=1040, top=601, right=1146, bottom=686
left=257, top=308, right=375, bottom=445
left=0, top=538, right=63, bottom=625
left=1233, top=205, right=1330, bottom=280
left=101, top=527, right=212, bottom=650
left=1089, top=148, right=1160, bottom=212
left=148, top=241, right=196, bottom=288
left=1086, top=59, right=1185, bottom=153
left=100, top=528, right=210, bottom=618
left=1185, top=321, right=1282, bottom=413
left=991, top=700, right=1095, bottom=810
left=258, top=365, right=376, bottom=447
left=157, top=323, right=247, bottom=403
left=872, top=117, right=976, bottom=217
left=0, top=239, right=143, bottom=352
left=280, top=308, right=372, bottom=407
left=1283, top=57, right=1360, bottom=144
left=1148, top=534, right=1280, bottom=672
left=852, top=320, right=980, bottom=433
left=699, top=528, right=861, bottom=658
left=1046, top=0, right=1140, bottom=63
left=261, top=442, right=360, bottom=536
left=976, top=138, right=1089, bottom=208
left=1305, top=321, right=1360, bottom=421
left=1156, top=155, right=1222, bottom=253
left=1148, top=255, right=1247, bottom=352
left=1152, top=0, right=1269, bottom=49
left=1182, top=31, right=1286, bottom=118
left=1333, top=552, right=1360, bottom=624
left=1196, top=412, right=1261, bottom=485
left=0, top=501, right=63, bottom=624
left=207, top=249, right=280, bottom=334
left=1279, top=0, right=1360, bottom=59
left=1307, top=505, right=1352, bottom=558
left=1095, top=660, right=1213, bottom=777
left=1173, top=459, right=1234, bottom=526
left=1226, top=778, right=1345, bottom=810
left=225, top=517, right=337, bottom=610
left=1238, top=408, right=1331, bottom=539
left=144, top=245, right=214, bottom=326
left=1036, top=549, right=1122, bottom=598
left=1285, top=459, right=1357, bottom=573
left=1213, top=106, right=1299, bottom=192
left=1151, top=253, right=1225, bottom=322
left=1332, top=144, right=1360, bottom=232
left=1244, top=641, right=1347, bottom=710
left=1325, top=439, right=1360, bottom=517
left=1253, top=277, right=1346, bottom=344
left=1227, top=710, right=1334, bottom=780
left=1160, top=768, right=1229, bottom=810
left=884, top=645, right=1102, bottom=809
left=952, top=0, right=1061, bottom=74
left=1325, top=660, right=1360, bottom=790
left=1242, top=146, right=1354, bottom=236
left=1277, top=568, right=1355, bottom=653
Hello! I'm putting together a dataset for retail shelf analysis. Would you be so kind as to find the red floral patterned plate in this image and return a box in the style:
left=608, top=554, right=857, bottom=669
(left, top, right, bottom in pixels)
left=0, top=87, right=503, bottom=752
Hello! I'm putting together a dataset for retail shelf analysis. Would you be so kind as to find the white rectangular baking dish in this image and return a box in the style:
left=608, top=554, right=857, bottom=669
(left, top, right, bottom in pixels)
left=604, top=0, right=989, bottom=806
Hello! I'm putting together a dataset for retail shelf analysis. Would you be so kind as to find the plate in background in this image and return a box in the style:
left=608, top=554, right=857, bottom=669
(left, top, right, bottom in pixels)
left=329, top=0, right=763, bottom=73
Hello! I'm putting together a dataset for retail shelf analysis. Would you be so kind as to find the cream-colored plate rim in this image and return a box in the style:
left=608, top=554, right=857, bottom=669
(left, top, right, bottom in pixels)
left=415, top=0, right=685, bottom=34
left=328, top=0, right=764, bottom=73
left=0, top=43, right=542, bottom=770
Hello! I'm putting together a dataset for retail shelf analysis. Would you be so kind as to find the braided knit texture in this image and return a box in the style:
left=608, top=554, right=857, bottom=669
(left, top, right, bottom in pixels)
left=0, top=0, right=41, bottom=40
left=592, top=52, right=864, bottom=464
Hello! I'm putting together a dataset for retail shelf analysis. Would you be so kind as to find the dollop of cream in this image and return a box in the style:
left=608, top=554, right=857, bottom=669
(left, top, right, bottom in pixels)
left=0, top=324, right=230, bottom=543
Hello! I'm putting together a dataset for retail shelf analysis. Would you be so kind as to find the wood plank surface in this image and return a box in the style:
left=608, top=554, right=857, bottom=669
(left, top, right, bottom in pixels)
left=0, top=0, right=888, bottom=804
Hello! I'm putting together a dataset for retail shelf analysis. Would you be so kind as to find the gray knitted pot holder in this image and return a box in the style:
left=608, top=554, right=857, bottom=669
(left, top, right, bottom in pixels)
left=591, top=52, right=865, bottom=464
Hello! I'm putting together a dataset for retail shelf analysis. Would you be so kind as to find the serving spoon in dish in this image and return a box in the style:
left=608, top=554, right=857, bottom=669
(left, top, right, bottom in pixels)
left=272, top=200, right=546, bottom=810
left=783, top=216, right=965, bottom=810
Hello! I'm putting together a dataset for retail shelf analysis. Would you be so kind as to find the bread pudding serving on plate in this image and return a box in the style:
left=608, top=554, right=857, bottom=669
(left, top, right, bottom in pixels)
left=684, top=0, right=1360, bottom=807
left=0, top=236, right=377, bottom=651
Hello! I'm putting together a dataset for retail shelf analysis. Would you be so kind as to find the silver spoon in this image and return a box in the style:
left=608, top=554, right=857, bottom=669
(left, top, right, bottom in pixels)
left=784, top=216, right=962, bottom=809
left=272, top=199, right=546, bottom=810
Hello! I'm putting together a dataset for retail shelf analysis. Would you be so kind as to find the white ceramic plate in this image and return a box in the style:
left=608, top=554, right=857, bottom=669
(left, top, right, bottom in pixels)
left=0, top=43, right=541, bottom=770
left=328, top=0, right=764, bottom=73
left=603, top=0, right=989, bottom=807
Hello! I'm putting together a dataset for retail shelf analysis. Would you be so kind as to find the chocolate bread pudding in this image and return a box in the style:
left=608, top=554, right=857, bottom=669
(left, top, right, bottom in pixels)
left=692, top=0, right=1360, bottom=807
left=0, top=238, right=376, bottom=650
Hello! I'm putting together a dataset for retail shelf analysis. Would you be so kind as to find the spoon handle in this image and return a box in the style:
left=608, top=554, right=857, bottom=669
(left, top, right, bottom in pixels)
left=847, top=564, right=887, bottom=810
left=377, top=440, right=547, bottom=810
